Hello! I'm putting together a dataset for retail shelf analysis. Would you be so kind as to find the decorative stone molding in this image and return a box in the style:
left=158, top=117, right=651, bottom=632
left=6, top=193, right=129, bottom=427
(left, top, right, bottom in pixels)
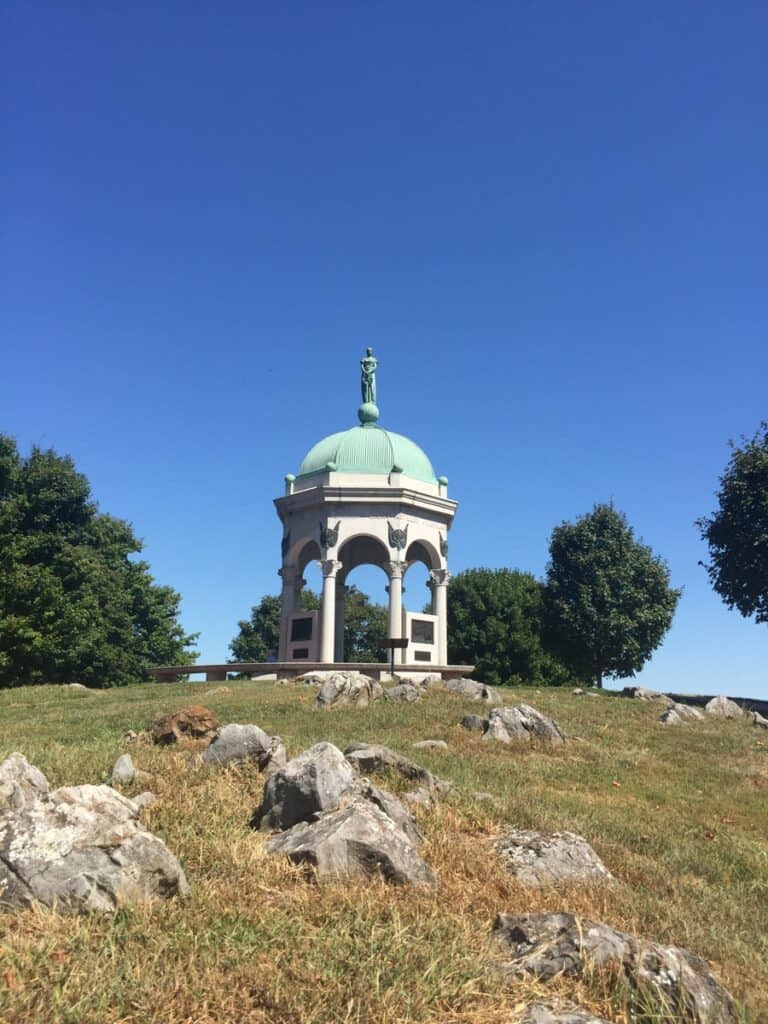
left=429, top=569, right=452, bottom=587
left=387, top=521, right=408, bottom=551
left=321, top=559, right=343, bottom=579
left=319, top=520, right=340, bottom=549
left=387, top=561, right=405, bottom=580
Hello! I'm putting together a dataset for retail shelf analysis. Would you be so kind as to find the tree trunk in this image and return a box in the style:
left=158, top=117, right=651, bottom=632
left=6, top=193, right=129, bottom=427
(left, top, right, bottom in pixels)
left=595, top=671, right=603, bottom=689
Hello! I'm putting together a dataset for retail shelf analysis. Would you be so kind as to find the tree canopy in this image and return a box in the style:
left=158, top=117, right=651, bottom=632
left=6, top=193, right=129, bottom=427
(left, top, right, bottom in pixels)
left=447, top=568, right=573, bottom=687
left=229, top=585, right=387, bottom=663
left=0, top=435, right=197, bottom=687
left=544, top=503, right=680, bottom=687
left=697, top=422, right=768, bottom=625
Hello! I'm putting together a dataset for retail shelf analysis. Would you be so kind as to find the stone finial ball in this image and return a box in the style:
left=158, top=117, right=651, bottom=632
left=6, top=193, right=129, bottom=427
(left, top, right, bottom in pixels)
left=358, top=401, right=380, bottom=425
left=438, top=476, right=448, bottom=485
left=285, top=473, right=296, bottom=483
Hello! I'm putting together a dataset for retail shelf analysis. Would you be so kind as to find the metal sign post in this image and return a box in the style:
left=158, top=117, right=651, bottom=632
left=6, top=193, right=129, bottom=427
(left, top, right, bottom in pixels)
left=378, top=637, right=409, bottom=679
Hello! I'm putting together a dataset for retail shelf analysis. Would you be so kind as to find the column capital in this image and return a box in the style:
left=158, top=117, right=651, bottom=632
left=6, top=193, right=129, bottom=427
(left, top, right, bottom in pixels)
left=321, top=558, right=343, bottom=578
left=429, top=568, right=452, bottom=587
left=387, top=560, right=405, bottom=580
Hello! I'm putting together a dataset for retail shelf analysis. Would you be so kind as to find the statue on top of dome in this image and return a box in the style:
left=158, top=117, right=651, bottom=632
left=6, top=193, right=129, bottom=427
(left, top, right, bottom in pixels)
left=360, top=347, right=377, bottom=405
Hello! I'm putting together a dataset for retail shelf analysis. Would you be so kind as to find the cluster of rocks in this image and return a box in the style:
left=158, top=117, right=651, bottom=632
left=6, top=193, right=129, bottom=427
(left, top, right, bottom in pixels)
left=461, top=703, right=566, bottom=745
left=0, top=753, right=187, bottom=913
left=492, top=912, right=737, bottom=1023
left=623, top=687, right=768, bottom=730
left=253, top=741, right=440, bottom=886
left=288, top=669, right=501, bottom=710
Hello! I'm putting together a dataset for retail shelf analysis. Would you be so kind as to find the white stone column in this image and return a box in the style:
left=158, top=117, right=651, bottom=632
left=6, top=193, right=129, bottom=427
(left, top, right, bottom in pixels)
left=334, top=582, right=346, bottom=662
left=320, top=560, right=342, bottom=664
left=278, top=567, right=303, bottom=661
left=387, top=561, right=405, bottom=665
left=429, top=569, right=451, bottom=664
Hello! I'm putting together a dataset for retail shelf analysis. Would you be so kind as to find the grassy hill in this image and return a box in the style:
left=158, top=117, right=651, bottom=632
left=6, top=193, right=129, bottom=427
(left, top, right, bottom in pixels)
left=0, top=680, right=765, bottom=1023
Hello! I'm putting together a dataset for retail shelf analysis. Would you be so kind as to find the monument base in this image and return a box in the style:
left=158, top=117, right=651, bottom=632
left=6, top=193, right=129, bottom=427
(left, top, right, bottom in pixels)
left=150, top=661, right=475, bottom=683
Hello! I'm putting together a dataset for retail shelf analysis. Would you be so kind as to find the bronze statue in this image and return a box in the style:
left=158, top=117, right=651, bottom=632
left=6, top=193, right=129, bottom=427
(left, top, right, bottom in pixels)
left=360, top=347, right=377, bottom=405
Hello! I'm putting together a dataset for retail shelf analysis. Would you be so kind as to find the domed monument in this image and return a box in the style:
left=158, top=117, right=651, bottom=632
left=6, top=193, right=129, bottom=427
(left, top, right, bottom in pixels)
left=275, top=348, right=463, bottom=676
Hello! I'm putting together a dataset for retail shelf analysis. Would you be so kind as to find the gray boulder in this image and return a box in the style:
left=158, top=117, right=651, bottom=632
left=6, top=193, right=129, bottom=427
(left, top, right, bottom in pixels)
left=357, top=779, right=423, bottom=844
left=0, top=784, right=188, bottom=913
left=0, top=753, right=50, bottom=813
left=315, top=671, right=384, bottom=709
left=412, top=739, right=447, bottom=751
left=202, top=723, right=287, bottom=772
left=460, top=714, right=487, bottom=733
left=256, top=742, right=356, bottom=832
left=660, top=702, right=705, bottom=725
left=265, top=798, right=436, bottom=886
left=494, top=830, right=613, bottom=887
left=344, top=743, right=451, bottom=795
left=483, top=704, right=565, bottom=745
left=705, top=696, right=744, bottom=719
left=133, top=791, right=156, bottom=810
left=491, top=912, right=736, bottom=1023
left=621, top=686, right=674, bottom=706
left=443, top=677, right=502, bottom=704
left=750, top=710, right=768, bottom=729
left=384, top=683, right=422, bottom=703
left=519, top=1005, right=613, bottom=1024
left=402, top=787, right=435, bottom=810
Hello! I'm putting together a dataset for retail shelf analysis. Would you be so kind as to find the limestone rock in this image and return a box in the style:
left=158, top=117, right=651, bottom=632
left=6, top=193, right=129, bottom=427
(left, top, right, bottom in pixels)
left=110, top=753, right=137, bottom=785
left=202, top=723, right=286, bottom=772
left=494, top=830, right=613, bottom=886
left=750, top=710, right=768, bottom=729
left=0, top=783, right=188, bottom=913
left=518, top=1004, right=613, bottom=1024
left=256, top=742, right=356, bottom=832
left=482, top=705, right=565, bottom=745
left=149, top=705, right=220, bottom=745
left=402, top=787, right=435, bottom=810
left=384, top=683, right=422, bottom=703
left=133, top=791, right=156, bottom=810
left=443, top=677, right=502, bottom=704
left=265, top=798, right=436, bottom=886
left=660, top=702, right=705, bottom=725
left=705, top=696, right=744, bottom=719
left=314, top=671, right=384, bottom=709
left=344, top=743, right=451, bottom=795
left=460, top=713, right=487, bottom=733
left=621, top=686, right=674, bottom=706
left=412, top=739, right=447, bottom=751
left=357, top=779, right=423, bottom=844
left=571, top=688, right=586, bottom=696
left=0, top=753, right=50, bottom=813
left=492, top=912, right=736, bottom=1023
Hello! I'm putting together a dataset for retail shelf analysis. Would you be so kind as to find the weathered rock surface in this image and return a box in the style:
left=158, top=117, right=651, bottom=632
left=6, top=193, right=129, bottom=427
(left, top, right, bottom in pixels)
left=518, top=1004, right=613, bottom=1024
left=133, top=791, right=156, bottom=810
left=384, top=683, right=422, bottom=703
left=443, top=677, right=502, bottom=704
left=265, top=798, right=436, bottom=886
left=621, top=686, right=674, bottom=706
left=314, top=671, right=384, bottom=709
left=402, top=787, right=435, bottom=810
left=750, top=710, right=768, bottom=729
left=0, top=783, right=188, bottom=913
left=492, top=912, right=737, bottom=1023
left=460, top=713, right=487, bottom=733
left=149, top=705, right=220, bottom=745
left=412, top=739, right=447, bottom=751
left=357, top=779, right=423, bottom=844
left=0, top=753, right=50, bottom=813
left=483, top=705, right=566, bottom=745
left=494, top=830, right=613, bottom=887
left=659, top=702, right=705, bottom=725
left=202, top=723, right=286, bottom=773
left=571, top=688, right=586, bottom=696
left=705, top=696, right=744, bottom=719
left=110, top=753, right=140, bottom=785
left=344, top=743, right=450, bottom=795
left=256, top=742, right=356, bottom=832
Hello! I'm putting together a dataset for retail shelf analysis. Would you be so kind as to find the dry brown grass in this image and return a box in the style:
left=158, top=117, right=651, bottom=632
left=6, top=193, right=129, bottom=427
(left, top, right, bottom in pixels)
left=0, top=681, right=765, bottom=1023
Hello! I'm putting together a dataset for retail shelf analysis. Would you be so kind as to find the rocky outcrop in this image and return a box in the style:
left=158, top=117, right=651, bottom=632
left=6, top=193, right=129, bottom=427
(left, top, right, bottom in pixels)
left=750, top=710, right=768, bottom=729
left=356, top=779, right=423, bottom=844
left=384, top=683, right=422, bottom=703
left=314, top=672, right=384, bottom=709
left=705, top=696, right=744, bottom=719
left=0, top=753, right=50, bottom=813
left=149, top=706, right=220, bottom=745
left=491, top=912, right=737, bottom=1023
left=265, top=798, right=436, bottom=886
left=659, top=702, right=705, bottom=725
left=0, top=782, right=188, bottom=913
left=255, top=742, right=357, bottom=832
left=460, top=713, right=487, bottom=733
left=621, top=686, right=674, bottom=707
left=412, top=740, right=447, bottom=751
left=202, top=723, right=287, bottom=773
left=477, top=705, right=566, bottom=745
left=344, top=743, right=451, bottom=795
left=494, top=830, right=613, bottom=887
left=443, top=678, right=502, bottom=704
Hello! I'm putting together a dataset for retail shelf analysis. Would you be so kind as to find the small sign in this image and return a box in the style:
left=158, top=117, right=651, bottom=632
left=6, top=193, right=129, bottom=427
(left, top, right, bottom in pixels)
left=378, top=637, right=409, bottom=649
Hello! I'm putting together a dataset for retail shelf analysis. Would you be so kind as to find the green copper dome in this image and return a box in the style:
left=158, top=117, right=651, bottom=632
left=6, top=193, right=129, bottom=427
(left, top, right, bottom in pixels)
left=297, top=424, right=437, bottom=484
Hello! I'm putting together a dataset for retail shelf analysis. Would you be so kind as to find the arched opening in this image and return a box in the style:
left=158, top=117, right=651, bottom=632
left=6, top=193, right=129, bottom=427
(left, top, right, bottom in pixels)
left=336, top=535, right=391, bottom=663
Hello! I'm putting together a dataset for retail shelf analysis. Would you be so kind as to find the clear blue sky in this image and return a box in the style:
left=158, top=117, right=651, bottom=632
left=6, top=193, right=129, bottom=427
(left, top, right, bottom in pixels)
left=3, top=3, right=767, bottom=696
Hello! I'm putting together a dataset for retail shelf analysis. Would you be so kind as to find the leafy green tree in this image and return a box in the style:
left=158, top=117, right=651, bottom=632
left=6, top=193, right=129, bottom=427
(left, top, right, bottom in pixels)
left=447, top=568, right=573, bottom=687
left=697, top=422, right=768, bottom=625
left=229, top=584, right=387, bottom=663
left=0, top=435, right=197, bottom=687
left=544, top=503, right=680, bottom=687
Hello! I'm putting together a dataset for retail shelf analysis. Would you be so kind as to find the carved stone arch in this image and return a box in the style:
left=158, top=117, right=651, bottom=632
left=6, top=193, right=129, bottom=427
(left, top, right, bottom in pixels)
left=337, top=533, right=390, bottom=582
left=290, top=538, right=322, bottom=576
left=404, top=538, right=441, bottom=574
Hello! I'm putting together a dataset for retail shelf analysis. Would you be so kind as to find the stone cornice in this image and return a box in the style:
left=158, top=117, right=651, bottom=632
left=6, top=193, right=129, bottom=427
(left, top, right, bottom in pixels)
left=274, top=483, right=457, bottom=521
